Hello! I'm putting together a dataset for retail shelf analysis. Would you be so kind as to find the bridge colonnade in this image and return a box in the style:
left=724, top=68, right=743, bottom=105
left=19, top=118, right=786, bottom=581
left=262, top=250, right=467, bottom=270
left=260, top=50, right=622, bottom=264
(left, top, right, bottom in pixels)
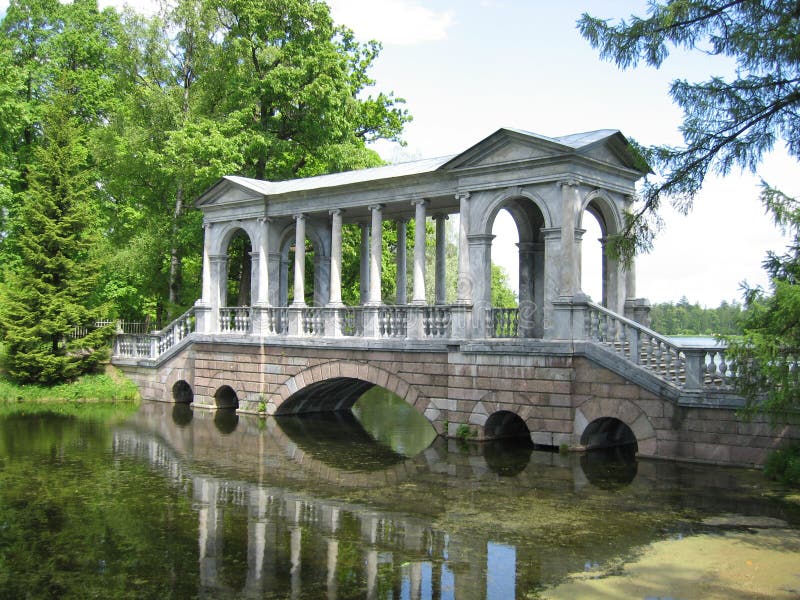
left=191, top=128, right=649, bottom=342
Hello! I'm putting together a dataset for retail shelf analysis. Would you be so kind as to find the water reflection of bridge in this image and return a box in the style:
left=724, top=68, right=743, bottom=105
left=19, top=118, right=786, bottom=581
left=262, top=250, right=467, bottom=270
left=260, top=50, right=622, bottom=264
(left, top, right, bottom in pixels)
left=112, top=402, right=789, bottom=598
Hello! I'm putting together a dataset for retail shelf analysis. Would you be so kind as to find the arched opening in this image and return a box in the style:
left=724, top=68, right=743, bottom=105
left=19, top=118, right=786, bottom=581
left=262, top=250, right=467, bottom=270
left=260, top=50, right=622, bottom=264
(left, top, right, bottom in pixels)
left=580, top=417, right=638, bottom=452
left=491, top=209, right=519, bottom=308
left=214, top=385, right=239, bottom=410
left=276, top=376, right=436, bottom=459
left=172, top=380, right=194, bottom=404
left=484, top=410, right=532, bottom=441
left=581, top=208, right=604, bottom=305
left=486, top=197, right=545, bottom=337
left=225, top=229, right=253, bottom=307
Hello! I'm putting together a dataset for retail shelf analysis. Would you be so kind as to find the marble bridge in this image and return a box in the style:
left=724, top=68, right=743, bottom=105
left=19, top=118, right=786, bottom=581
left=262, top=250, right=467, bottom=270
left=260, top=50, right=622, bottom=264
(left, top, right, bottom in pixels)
left=112, top=127, right=798, bottom=467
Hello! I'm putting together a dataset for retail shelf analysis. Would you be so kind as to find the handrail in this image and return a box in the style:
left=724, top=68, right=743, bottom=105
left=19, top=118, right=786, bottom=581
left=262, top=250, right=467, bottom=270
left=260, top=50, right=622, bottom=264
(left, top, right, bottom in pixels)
left=585, top=301, right=732, bottom=391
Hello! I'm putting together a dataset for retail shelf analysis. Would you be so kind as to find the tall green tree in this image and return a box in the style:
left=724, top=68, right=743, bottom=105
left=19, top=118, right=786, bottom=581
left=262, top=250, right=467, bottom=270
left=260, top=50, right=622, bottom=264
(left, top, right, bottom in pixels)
left=579, top=1, right=800, bottom=258
left=578, top=1, right=800, bottom=418
left=203, top=0, right=409, bottom=180
left=0, top=99, right=110, bottom=384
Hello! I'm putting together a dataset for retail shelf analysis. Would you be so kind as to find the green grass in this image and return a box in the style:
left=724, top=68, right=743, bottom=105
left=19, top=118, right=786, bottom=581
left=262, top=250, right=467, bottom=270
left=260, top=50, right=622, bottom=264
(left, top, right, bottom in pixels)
left=0, top=341, right=140, bottom=420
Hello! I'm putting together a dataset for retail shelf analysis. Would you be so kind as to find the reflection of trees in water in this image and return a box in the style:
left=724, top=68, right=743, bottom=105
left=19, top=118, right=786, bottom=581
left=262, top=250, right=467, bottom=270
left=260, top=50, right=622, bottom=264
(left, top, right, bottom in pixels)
left=580, top=445, right=638, bottom=490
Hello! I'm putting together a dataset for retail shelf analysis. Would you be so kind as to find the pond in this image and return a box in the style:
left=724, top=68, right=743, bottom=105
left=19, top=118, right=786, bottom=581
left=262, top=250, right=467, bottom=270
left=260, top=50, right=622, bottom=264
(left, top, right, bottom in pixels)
left=0, top=392, right=798, bottom=599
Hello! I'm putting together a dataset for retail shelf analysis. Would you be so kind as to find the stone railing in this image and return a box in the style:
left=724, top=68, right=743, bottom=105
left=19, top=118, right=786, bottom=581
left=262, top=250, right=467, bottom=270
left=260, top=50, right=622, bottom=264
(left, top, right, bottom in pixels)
left=219, top=307, right=251, bottom=333
left=584, top=302, right=732, bottom=392
left=339, top=307, right=363, bottom=337
left=423, top=306, right=452, bottom=338
left=301, top=307, right=325, bottom=337
left=487, top=308, right=519, bottom=338
left=114, top=307, right=197, bottom=359
left=378, top=306, right=408, bottom=338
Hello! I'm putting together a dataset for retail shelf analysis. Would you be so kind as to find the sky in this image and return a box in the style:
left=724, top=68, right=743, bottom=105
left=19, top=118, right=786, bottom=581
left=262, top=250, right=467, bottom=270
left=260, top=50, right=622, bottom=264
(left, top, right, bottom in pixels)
left=1, top=0, right=794, bottom=307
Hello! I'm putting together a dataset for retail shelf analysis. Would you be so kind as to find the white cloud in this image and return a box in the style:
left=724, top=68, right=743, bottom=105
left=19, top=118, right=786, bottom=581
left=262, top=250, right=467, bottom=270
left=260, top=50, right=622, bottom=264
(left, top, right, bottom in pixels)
left=326, top=0, right=454, bottom=45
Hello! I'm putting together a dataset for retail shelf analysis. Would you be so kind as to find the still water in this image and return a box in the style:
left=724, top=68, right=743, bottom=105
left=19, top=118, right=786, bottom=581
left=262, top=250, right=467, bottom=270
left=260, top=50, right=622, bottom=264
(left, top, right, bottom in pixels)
left=0, top=391, right=798, bottom=599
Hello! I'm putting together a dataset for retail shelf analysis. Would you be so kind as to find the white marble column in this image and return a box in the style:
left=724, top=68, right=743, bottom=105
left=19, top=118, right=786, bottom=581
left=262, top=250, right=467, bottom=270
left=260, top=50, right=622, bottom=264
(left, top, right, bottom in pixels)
left=256, top=218, right=270, bottom=305
left=396, top=218, right=408, bottom=305
left=559, top=180, right=581, bottom=298
left=328, top=209, right=344, bottom=306
left=292, top=214, right=306, bottom=307
left=434, top=213, right=447, bottom=305
left=456, top=192, right=472, bottom=304
left=411, top=199, right=428, bottom=305
left=201, top=222, right=213, bottom=304
left=359, top=222, right=370, bottom=305
left=367, top=204, right=383, bottom=306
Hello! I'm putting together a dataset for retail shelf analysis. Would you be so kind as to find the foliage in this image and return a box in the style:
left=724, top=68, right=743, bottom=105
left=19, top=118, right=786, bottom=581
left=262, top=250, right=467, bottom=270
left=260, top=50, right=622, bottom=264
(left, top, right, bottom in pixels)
left=723, top=185, right=800, bottom=420
left=491, top=264, right=518, bottom=308
left=580, top=1, right=800, bottom=420
left=764, top=443, right=800, bottom=487
left=578, top=1, right=800, bottom=260
left=0, top=99, right=111, bottom=384
left=649, top=297, right=744, bottom=336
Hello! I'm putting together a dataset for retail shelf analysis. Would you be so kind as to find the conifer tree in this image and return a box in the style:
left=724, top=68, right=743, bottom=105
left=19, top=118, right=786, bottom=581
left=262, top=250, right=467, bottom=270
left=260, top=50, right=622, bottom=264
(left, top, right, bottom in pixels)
left=0, top=98, right=110, bottom=384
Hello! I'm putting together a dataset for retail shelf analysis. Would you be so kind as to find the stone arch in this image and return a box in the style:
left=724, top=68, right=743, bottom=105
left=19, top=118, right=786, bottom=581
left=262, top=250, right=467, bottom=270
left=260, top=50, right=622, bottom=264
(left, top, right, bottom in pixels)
left=484, top=410, right=532, bottom=441
left=213, top=384, right=239, bottom=409
left=479, top=186, right=553, bottom=235
left=578, top=189, right=627, bottom=310
left=212, top=219, right=259, bottom=257
left=164, top=366, right=193, bottom=403
left=579, top=189, right=623, bottom=235
left=574, top=397, right=657, bottom=456
left=476, top=188, right=550, bottom=338
left=469, top=391, right=535, bottom=437
left=172, top=380, right=194, bottom=404
left=268, top=360, right=431, bottom=422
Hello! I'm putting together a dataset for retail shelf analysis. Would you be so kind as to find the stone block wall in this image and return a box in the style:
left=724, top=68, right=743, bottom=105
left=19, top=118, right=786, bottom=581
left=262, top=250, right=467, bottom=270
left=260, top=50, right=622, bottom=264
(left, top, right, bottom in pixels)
left=116, top=340, right=800, bottom=467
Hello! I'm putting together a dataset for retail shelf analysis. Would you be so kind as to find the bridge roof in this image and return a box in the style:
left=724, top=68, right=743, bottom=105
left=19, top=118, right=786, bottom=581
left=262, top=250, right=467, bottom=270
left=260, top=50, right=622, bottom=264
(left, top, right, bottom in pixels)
left=196, top=127, right=650, bottom=208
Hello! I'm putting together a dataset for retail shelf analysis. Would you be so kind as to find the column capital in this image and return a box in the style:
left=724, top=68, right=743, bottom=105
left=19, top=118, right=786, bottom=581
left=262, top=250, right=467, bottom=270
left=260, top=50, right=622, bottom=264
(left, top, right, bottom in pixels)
left=433, top=213, right=449, bottom=221
left=368, top=203, right=384, bottom=212
left=396, top=216, right=409, bottom=225
left=257, top=216, right=272, bottom=225
left=293, top=212, right=306, bottom=221
left=467, top=233, right=495, bottom=245
left=455, top=191, right=471, bottom=201
left=329, top=208, right=343, bottom=216
left=559, top=178, right=581, bottom=189
left=410, top=197, right=428, bottom=207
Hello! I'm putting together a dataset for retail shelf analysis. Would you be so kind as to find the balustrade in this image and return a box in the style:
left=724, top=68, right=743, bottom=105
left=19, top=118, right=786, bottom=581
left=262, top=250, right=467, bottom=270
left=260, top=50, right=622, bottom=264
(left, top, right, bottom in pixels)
left=379, top=306, right=407, bottom=338
left=423, top=306, right=451, bottom=338
left=339, top=307, right=363, bottom=337
left=301, top=308, right=325, bottom=336
left=584, top=302, right=733, bottom=393
left=219, top=307, right=251, bottom=333
left=488, top=308, right=519, bottom=338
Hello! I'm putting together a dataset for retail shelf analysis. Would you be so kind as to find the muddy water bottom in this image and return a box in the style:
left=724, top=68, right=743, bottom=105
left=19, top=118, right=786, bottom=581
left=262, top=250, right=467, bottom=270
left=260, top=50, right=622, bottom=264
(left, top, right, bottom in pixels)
left=0, top=400, right=798, bottom=599
left=545, top=522, right=800, bottom=599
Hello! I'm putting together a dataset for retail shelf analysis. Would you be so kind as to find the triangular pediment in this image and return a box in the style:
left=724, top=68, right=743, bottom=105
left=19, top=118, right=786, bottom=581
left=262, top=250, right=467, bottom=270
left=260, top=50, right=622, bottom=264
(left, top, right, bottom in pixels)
left=440, top=128, right=651, bottom=174
left=440, top=129, right=569, bottom=170
left=195, top=176, right=267, bottom=208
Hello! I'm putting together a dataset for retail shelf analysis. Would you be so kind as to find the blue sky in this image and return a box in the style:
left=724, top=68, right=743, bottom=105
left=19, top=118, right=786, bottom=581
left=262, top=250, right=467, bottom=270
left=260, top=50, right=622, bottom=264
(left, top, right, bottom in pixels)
left=329, top=0, right=794, bottom=307
left=1, top=0, right=793, bottom=306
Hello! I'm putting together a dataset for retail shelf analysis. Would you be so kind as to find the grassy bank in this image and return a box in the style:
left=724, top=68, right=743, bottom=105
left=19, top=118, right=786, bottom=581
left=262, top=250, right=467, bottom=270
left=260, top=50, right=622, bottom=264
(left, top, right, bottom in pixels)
left=0, top=342, right=140, bottom=420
